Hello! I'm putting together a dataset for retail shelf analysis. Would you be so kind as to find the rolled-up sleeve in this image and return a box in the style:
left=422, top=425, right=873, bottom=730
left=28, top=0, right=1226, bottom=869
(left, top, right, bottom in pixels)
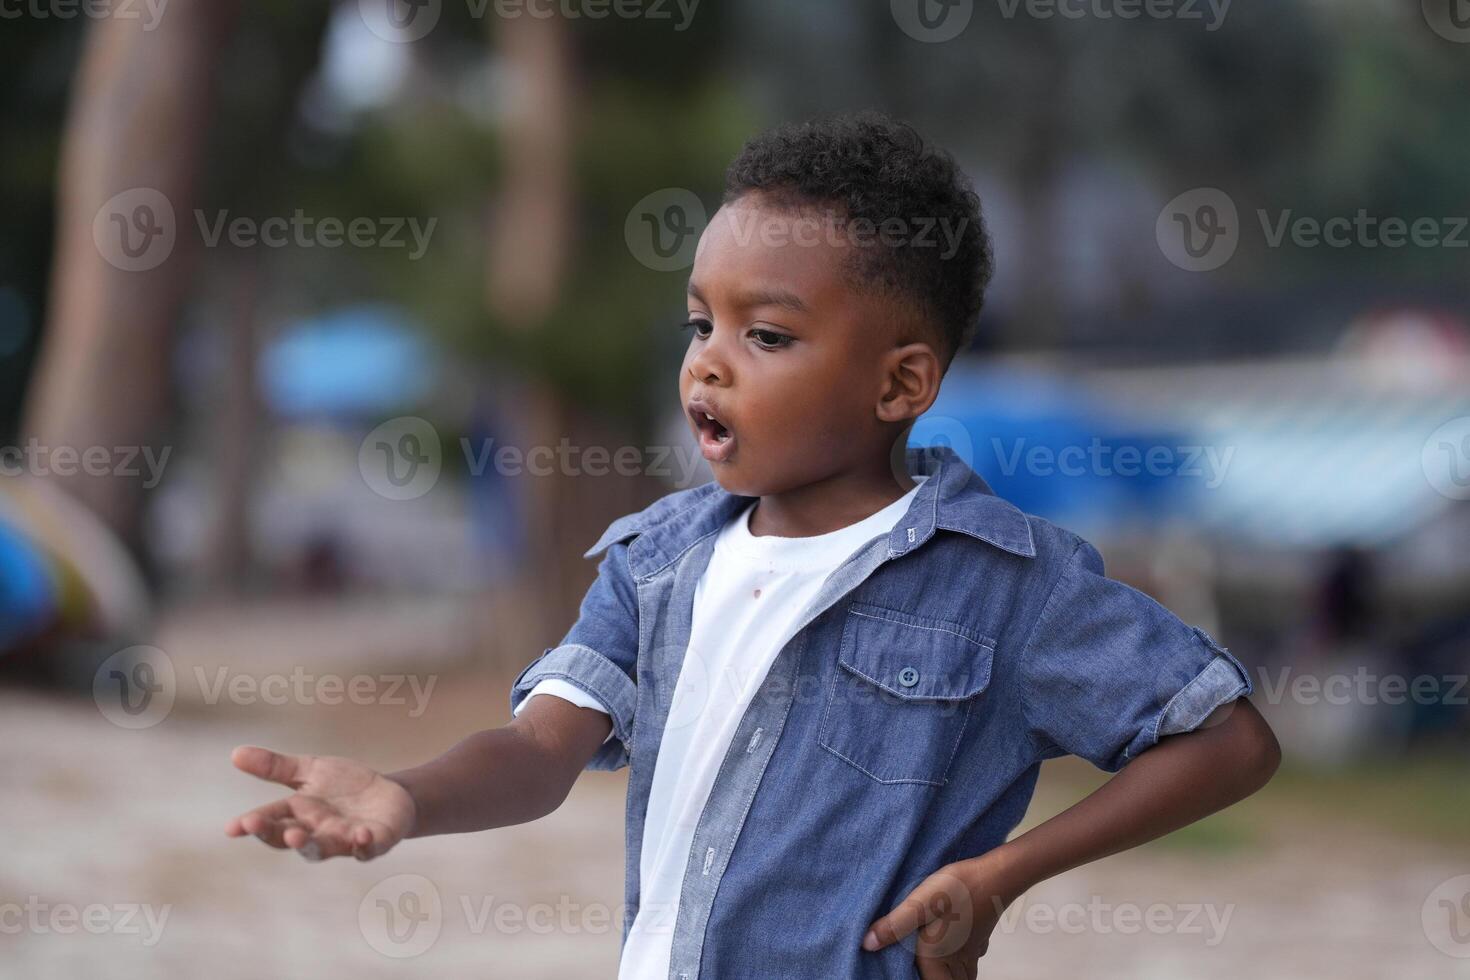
left=1020, top=538, right=1252, bottom=772
left=512, top=679, right=615, bottom=744
left=509, top=538, right=639, bottom=771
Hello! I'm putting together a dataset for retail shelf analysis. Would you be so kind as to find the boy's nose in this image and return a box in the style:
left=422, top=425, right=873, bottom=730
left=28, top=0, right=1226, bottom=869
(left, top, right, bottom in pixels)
left=687, top=344, right=729, bottom=386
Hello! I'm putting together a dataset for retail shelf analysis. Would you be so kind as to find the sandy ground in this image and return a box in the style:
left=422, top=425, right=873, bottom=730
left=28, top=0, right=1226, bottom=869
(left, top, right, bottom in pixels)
left=4, top=599, right=1469, bottom=979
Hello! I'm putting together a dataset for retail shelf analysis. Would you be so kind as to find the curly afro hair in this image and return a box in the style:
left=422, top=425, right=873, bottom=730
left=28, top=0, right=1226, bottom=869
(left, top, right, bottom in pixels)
left=722, top=111, right=993, bottom=368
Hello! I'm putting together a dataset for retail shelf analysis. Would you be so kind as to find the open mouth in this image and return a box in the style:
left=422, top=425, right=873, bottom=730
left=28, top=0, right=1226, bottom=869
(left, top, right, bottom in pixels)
left=695, top=410, right=731, bottom=443
left=689, top=401, right=736, bottom=462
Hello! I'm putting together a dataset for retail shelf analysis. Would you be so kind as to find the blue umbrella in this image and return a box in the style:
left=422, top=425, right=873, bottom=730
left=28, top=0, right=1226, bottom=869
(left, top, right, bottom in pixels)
left=260, top=304, right=438, bottom=419
left=912, top=363, right=1195, bottom=532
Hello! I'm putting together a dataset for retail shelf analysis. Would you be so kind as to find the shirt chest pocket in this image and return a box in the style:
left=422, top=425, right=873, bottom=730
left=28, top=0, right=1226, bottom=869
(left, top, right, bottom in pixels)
left=818, top=602, right=996, bottom=787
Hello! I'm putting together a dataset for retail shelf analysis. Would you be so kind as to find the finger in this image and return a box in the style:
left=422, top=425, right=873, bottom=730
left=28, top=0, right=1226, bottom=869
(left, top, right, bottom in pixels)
left=283, top=823, right=312, bottom=849
left=226, top=798, right=290, bottom=837
left=291, top=812, right=359, bottom=861
left=249, top=814, right=306, bottom=850
left=349, top=823, right=377, bottom=861
left=864, top=890, right=937, bottom=952
left=231, top=745, right=311, bottom=789
left=352, top=825, right=376, bottom=862
left=232, top=800, right=293, bottom=843
left=355, top=821, right=398, bottom=861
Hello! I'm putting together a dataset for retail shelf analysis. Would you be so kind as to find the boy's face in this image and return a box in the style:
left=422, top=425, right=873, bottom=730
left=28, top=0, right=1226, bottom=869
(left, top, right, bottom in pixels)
left=680, top=193, right=932, bottom=498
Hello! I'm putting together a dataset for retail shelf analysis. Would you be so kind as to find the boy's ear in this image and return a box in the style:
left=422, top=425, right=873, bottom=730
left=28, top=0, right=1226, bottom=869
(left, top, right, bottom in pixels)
left=875, top=341, right=942, bottom=423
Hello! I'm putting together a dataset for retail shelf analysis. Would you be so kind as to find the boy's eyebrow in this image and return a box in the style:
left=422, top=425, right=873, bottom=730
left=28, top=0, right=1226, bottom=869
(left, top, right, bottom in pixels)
left=687, top=281, right=809, bottom=315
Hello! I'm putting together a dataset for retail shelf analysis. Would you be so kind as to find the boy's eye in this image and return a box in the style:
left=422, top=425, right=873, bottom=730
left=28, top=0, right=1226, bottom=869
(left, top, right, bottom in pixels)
left=681, top=317, right=713, bottom=339
left=751, top=328, right=792, bottom=349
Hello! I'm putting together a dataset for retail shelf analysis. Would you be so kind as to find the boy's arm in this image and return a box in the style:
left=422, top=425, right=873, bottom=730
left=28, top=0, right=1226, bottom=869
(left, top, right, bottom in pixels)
left=980, top=696, right=1279, bottom=894
left=229, top=527, right=640, bottom=860
left=224, top=697, right=613, bottom=860
left=862, top=696, right=1280, bottom=959
left=388, top=694, right=614, bottom=838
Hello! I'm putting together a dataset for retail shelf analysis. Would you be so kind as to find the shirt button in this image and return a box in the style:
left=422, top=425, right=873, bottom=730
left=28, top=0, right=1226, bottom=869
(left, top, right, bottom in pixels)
left=898, top=666, right=919, bottom=688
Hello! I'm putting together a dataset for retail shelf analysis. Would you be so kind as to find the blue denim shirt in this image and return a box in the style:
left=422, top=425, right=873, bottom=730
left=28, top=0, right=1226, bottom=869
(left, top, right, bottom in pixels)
left=509, top=444, right=1252, bottom=979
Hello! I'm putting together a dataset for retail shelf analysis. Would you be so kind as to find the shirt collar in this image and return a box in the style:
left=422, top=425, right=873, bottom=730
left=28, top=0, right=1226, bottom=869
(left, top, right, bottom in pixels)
left=587, top=444, right=1036, bottom=579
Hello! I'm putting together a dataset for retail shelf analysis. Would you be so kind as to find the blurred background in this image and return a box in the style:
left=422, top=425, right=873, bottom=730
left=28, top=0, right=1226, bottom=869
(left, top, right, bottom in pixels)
left=3, top=0, right=1469, bottom=976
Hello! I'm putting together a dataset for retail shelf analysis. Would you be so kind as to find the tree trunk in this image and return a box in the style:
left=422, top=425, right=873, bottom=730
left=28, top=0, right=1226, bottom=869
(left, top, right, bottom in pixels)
left=22, top=0, right=241, bottom=552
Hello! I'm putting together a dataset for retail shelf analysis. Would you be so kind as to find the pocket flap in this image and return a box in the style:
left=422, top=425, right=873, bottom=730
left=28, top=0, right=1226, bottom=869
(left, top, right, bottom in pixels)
left=837, top=603, right=995, bottom=700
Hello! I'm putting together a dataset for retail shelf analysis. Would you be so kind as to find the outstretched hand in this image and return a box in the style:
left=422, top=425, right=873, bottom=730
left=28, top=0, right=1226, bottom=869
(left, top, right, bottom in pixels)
left=224, top=745, right=416, bottom=862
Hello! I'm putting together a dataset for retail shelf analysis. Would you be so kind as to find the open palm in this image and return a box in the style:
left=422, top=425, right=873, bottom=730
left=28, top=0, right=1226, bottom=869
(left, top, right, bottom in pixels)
left=225, top=745, right=416, bottom=862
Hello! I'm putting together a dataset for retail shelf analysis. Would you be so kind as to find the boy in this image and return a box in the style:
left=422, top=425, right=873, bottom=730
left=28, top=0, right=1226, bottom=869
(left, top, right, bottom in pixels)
left=226, top=112, right=1281, bottom=979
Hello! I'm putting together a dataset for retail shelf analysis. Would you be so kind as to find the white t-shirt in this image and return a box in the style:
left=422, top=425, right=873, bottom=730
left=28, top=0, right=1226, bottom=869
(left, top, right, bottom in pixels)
left=512, top=477, right=928, bottom=978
